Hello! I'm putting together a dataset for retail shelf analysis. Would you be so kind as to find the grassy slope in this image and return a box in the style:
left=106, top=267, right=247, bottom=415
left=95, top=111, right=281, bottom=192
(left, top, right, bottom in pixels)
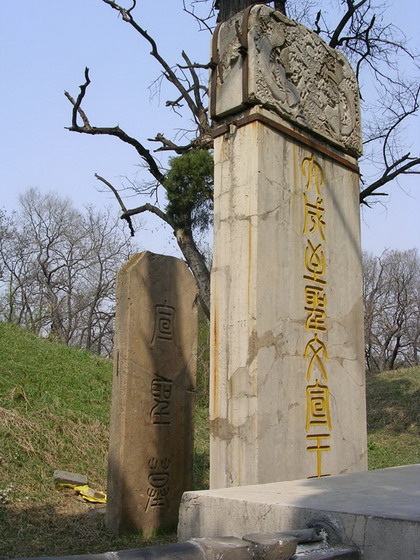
left=0, top=322, right=111, bottom=495
left=0, top=323, right=182, bottom=558
left=0, top=321, right=419, bottom=558
left=367, top=367, right=420, bottom=469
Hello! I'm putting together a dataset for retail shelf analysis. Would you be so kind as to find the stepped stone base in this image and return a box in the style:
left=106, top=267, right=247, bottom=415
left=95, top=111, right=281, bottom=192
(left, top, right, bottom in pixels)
left=178, top=464, right=420, bottom=560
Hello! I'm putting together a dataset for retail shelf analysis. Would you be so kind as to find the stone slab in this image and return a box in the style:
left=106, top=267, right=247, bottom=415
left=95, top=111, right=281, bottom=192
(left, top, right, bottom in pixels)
left=106, top=252, right=197, bottom=536
left=8, top=538, right=360, bottom=560
left=53, top=470, right=88, bottom=486
left=210, top=105, right=367, bottom=488
left=12, top=541, right=206, bottom=560
left=178, top=464, right=420, bottom=560
left=242, top=533, right=297, bottom=560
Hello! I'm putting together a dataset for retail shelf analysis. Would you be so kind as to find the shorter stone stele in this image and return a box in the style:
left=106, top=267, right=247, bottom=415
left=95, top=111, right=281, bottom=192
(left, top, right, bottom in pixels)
left=106, top=252, right=198, bottom=536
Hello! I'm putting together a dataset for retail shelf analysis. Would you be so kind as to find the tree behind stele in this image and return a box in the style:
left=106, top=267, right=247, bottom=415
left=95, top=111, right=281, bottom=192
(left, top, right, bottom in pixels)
left=65, top=0, right=420, bottom=320
left=363, top=248, right=420, bottom=372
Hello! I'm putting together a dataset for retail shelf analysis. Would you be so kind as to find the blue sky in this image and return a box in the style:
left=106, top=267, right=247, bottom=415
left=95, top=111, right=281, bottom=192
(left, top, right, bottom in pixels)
left=0, top=1, right=419, bottom=256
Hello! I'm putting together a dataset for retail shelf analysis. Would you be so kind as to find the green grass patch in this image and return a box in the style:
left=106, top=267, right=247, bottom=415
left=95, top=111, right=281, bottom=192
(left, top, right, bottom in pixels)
left=0, top=321, right=210, bottom=558
left=0, top=322, right=111, bottom=500
left=366, top=366, right=420, bottom=469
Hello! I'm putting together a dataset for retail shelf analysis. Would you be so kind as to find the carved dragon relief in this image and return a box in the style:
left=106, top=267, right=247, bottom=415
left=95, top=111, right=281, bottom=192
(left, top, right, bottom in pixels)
left=211, top=5, right=362, bottom=157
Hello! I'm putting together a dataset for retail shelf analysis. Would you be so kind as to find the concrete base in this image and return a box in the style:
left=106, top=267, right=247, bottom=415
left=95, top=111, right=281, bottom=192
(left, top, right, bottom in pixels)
left=178, top=464, right=420, bottom=560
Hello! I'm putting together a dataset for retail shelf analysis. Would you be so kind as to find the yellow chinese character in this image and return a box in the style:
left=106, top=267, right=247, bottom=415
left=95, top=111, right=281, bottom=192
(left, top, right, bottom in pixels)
left=305, top=285, right=327, bottom=332
left=302, top=154, right=324, bottom=195
left=306, top=380, right=332, bottom=431
left=303, top=193, right=326, bottom=240
left=306, top=433, right=331, bottom=478
left=304, top=240, right=326, bottom=285
left=306, top=309, right=327, bottom=332
left=305, top=285, right=326, bottom=310
left=304, top=333, right=328, bottom=381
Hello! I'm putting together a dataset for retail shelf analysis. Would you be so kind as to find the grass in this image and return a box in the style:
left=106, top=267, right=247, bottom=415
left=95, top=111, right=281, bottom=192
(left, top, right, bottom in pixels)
left=0, top=322, right=111, bottom=502
left=366, top=367, right=420, bottom=469
left=0, top=321, right=210, bottom=558
left=0, top=320, right=419, bottom=558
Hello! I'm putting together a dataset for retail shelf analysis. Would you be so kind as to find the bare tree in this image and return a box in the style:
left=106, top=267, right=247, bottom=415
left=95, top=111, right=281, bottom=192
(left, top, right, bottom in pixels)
left=65, top=7, right=212, bottom=316
left=363, top=249, right=420, bottom=373
left=65, top=1, right=419, bottom=319
left=0, top=189, right=133, bottom=356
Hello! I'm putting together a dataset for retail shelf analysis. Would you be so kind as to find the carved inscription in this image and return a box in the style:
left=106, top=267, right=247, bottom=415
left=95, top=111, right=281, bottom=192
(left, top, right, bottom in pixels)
left=147, top=302, right=177, bottom=512
left=150, top=375, right=173, bottom=425
left=149, top=303, right=176, bottom=427
left=302, top=154, right=332, bottom=478
left=151, top=304, right=175, bottom=344
left=145, top=458, right=170, bottom=512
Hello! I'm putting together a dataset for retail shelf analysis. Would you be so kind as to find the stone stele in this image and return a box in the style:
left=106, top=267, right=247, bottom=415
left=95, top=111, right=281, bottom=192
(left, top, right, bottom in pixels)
left=106, top=252, right=197, bottom=535
left=209, top=5, right=367, bottom=488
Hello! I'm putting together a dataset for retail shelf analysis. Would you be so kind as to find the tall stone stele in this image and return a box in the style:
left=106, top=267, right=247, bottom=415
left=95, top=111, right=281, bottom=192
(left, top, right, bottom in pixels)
left=106, top=252, right=197, bottom=535
left=210, top=5, right=367, bottom=488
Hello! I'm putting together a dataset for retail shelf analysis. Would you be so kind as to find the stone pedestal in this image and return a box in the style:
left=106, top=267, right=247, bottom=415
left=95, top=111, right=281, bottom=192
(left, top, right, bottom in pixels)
left=178, top=465, right=420, bottom=560
left=209, top=6, right=367, bottom=488
left=106, top=252, right=197, bottom=535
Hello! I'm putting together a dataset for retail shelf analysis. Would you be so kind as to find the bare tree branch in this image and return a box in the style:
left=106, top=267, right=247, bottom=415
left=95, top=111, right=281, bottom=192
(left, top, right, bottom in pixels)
left=177, top=61, right=215, bottom=71
left=313, top=10, right=322, bottom=34
left=148, top=133, right=193, bottom=154
left=182, top=0, right=215, bottom=32
left=101, top=0, right=205, bottom=130
left=360, top=156, right=420, bottom=203
left=182, top=50, right=206, bottom=113
left=64, top=67, right=91, bottom=129
left=382, top=86, right=420, bottom=169
left=121, top=202, right=174, bottom=227
left=329, top=0, right=369, bottom=49
left=95, top=174, right=135, bottom=236
left=65, top=69, right=166, bottom=186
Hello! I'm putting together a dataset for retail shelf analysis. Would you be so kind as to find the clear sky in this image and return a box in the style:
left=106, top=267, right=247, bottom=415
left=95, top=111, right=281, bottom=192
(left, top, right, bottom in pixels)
left=0, top=1, right=419, bottom=257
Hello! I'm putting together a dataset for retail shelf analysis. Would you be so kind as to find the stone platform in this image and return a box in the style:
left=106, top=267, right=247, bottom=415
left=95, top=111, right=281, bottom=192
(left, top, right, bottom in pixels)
left=178, top=464, right=420, bottom=560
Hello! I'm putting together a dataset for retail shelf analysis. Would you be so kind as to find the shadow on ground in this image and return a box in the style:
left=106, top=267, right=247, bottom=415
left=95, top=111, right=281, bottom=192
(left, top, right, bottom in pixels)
left=0, top=503, right=176, bottom=560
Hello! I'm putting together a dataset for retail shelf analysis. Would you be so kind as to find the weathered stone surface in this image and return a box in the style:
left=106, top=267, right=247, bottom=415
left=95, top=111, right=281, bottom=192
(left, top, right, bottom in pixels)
left=294, top=550, right=360, bottom=559
left=178, top=465, right=420, bottom=560
left=192, top=537, right=252, bottom=560
left=243, top=530, right=322, bottom=545
left=210, top=5, right=362, bottom=157
left=210, top=106, right=367, bottom=488
left=12, top=541, right=207, bottom=560
left=6, top=535, right=360, bottom=560
left=106, top=252, right=197, bottom=536
left=242, top=533, right=297, bottom=560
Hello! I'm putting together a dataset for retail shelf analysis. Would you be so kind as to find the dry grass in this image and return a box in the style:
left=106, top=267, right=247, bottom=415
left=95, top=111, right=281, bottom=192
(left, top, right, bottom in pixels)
left=0, top=500, right=177, bottom=559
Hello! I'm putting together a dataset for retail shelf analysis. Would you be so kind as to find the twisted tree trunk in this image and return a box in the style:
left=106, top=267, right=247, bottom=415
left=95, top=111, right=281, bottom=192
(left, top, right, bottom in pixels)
left=215, top=0, right=258, bottom=22
left=215, top=1, right=286, bottom=22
